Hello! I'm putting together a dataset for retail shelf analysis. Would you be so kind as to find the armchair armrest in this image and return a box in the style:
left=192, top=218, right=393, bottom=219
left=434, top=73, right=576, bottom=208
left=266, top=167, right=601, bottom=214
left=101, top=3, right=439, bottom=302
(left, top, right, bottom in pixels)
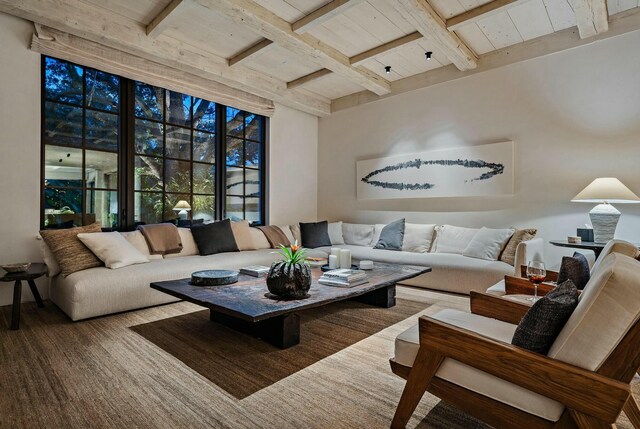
left=513, top=238, right=544, bottom=276
left=470, top=291, right=529, bottom=324
left=505, top=275, right=557, bottom=296
left=418, top=316, right=629, bottom=423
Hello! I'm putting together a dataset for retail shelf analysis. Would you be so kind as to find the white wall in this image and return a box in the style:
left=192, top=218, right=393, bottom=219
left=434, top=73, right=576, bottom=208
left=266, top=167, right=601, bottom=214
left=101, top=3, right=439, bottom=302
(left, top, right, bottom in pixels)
left=0, top=14, right=45, bottom=305
left=318, top=30, right=640, bottom=265
left=269, top=104, right=318, bottom=225
left=0, top=13, right=319, bottom=306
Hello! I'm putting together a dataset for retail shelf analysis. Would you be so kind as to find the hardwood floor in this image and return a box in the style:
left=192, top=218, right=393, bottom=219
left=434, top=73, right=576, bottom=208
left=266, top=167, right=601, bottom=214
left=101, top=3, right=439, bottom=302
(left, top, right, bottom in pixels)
left=0, top=287, right=636, bottom=428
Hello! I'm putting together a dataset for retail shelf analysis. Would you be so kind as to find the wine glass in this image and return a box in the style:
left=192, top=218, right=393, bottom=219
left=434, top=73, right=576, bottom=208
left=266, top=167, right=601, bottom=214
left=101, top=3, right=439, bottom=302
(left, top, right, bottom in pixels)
left=526, top=260, right=547, bottom=302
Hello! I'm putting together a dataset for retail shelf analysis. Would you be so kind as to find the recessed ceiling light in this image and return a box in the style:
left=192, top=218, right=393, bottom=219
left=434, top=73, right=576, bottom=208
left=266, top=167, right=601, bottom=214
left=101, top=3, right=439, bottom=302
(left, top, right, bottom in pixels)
left=385, top=66, right=391, bottom=74
left=425, top=51, right=433, bottom=61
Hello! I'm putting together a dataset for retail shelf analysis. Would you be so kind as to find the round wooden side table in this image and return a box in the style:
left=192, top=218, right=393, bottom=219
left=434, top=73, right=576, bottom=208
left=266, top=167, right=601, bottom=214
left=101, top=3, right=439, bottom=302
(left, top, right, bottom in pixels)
left=0, top=263, right=47, bottom=330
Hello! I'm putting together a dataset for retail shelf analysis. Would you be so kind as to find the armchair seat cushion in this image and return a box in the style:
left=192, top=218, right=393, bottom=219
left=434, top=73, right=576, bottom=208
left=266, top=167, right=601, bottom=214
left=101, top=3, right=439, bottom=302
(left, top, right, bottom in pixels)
left=394, top=309, right=565, bottom=422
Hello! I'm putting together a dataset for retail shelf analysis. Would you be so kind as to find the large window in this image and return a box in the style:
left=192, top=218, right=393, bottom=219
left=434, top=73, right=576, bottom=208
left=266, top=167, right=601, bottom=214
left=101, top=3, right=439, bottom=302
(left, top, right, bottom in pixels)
left=41, top=57, right=266, bottom=229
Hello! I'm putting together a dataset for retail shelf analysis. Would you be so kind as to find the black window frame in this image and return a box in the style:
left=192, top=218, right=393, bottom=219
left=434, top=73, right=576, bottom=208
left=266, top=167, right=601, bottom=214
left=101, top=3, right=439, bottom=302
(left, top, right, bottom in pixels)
left=40, top=55, right=268, bottom=230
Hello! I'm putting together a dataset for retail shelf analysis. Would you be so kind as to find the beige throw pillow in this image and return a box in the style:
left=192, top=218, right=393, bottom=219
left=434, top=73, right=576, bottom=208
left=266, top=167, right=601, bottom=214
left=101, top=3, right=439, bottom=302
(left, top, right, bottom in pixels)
left=433, top=225, right=480, bottom=255
left=231, top=220, right=257, bottom=251
left=78, top=232, right=149, bottom=269
left=40, top=223, right=104, bottom=277
left=249, top=227, right=271, bottom=249
left=120, top=231, right=163, bottom=260
left=500, top=228, right=537, bottom=266
left=163, top=228, right=200, bottom=259
left=402, top=223, right=436, bottom=253
left=463, top=227, right=515, bottom=261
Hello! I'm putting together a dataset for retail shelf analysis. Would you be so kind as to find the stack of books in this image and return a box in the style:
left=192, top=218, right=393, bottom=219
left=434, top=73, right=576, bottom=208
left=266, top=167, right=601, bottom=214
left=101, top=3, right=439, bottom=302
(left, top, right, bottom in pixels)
left=319, top=269, right=368, bottom=288
left=240, top=265, right=270, bottom=277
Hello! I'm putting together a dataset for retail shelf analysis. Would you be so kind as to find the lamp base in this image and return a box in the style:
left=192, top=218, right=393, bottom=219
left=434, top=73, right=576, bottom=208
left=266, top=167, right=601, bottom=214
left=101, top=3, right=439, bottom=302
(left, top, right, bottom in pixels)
left=589, top=203, right=620, bottom=243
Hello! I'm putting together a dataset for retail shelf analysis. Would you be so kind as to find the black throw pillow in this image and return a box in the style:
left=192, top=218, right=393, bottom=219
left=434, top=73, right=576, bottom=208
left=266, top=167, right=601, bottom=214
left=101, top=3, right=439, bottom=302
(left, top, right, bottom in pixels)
left=511, top=280, right=579, bottom=354
left=191, top=219, right=239, bottom=255
left=299, top=221, right=332, bottom=248
left=373, top=218, right=405, bottom=251
left=557, top=252, right=590, bottom=290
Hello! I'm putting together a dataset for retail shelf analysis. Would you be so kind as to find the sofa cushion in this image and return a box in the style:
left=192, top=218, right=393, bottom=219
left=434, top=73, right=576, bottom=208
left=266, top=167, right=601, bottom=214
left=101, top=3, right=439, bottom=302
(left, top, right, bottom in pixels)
left=38, top=236, right=61, bottom=276
left=277, top=225, right=296, bottom=244
left=40, top=223, right=104, bottom=277
left=249, top=227, right=271, bottom=249
left=120, top=231, right=163, bottom=260
left=163, top=228, right=199, bottom=258
left=230, top=220, right=257, bottom=251
left=402, top=223, right=435, bottom=253
left=394, top=309, right=564, bottom=421
left=289, top=224, right=302, bottom=244
left=512, top=280, right=579, bottom=354
left=548, top=253, right=640, bottom=371
left=191, top=219, right=239, bottom=256
left=557, top=252, right=590, bottom=290
left=590, top=239, right=639, bottom=275
left=463, top=227, right=514, bottom=261
left=300, top=221, right=332, bottom=248
left=373, top=218, right=405, bottom=251
left=342, top=223, right=374, bottom=246
left=433, top=225, right=479, bottom=255
left=328, top=221, right=345, bottom=245
left=78, top=232, right=149, bottom=269
left=500, top=229, right=537, bottom=265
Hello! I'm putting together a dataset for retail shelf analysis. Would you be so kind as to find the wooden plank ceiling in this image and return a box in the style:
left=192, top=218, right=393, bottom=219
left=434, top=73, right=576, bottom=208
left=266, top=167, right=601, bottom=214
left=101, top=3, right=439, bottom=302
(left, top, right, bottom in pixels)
left=2, top=0, right=640, bottom=115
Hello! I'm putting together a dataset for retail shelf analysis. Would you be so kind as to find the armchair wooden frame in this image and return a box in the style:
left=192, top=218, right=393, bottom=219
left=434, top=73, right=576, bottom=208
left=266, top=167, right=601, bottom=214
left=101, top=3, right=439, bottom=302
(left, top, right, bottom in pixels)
left=390, top=291, right=640, bottom=429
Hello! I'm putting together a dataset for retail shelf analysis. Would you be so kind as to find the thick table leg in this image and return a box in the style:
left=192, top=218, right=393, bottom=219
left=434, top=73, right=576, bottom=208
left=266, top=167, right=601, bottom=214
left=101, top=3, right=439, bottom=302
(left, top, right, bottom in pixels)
left=352, top=284, right=396, bottom=308
left=210, top=311, right=301, bottom=349
left=11, top=280, right=22, bottom=330
left=27, top=280, right=44, bottom=308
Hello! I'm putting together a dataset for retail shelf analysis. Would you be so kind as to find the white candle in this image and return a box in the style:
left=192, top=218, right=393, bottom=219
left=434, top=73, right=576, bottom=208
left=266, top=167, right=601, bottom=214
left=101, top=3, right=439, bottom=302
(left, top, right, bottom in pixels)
left=329, top=255, right=338, bottom=269
left=330, top=247, right=340, bottom=257
left=339, top=249, right=351, bottom=269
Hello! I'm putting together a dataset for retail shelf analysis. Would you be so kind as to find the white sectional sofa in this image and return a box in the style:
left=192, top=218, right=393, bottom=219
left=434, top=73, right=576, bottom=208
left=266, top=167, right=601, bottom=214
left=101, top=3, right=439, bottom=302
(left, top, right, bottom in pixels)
left=45, top=222, right=542, bottom=321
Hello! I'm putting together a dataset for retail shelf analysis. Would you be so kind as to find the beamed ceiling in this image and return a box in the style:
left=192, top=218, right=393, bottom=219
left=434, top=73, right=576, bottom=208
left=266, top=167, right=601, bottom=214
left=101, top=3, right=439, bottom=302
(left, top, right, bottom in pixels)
left=2, top=0, right=640, bottom=116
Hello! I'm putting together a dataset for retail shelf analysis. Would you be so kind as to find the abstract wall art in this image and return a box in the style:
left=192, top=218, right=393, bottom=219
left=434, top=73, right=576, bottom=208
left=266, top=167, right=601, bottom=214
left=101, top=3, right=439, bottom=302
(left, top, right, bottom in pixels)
left=356, top=141, right=514, bottom=200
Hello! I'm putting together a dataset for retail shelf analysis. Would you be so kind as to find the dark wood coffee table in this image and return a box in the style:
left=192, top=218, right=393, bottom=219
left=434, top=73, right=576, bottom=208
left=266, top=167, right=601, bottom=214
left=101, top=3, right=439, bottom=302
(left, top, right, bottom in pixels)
left=151, top=262, right=431, bottom=349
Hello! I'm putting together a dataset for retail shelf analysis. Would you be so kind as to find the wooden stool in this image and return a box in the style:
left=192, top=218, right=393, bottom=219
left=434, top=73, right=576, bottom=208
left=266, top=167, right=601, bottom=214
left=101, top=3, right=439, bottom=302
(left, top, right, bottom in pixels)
left=0, top=263, right=47, bottom=330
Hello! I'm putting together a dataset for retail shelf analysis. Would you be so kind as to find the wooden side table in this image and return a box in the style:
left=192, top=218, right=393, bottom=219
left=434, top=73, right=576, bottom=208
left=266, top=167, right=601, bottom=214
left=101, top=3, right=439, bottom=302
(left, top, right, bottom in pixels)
left=0, top=263, right=47, bottom=330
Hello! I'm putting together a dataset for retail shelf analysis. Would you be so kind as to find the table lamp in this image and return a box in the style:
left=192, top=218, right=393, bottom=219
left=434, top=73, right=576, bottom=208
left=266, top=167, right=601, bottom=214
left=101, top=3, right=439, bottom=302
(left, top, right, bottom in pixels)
left=173, top=200, right=191, bottom=220
left=571, top=178, right=640, bottom=243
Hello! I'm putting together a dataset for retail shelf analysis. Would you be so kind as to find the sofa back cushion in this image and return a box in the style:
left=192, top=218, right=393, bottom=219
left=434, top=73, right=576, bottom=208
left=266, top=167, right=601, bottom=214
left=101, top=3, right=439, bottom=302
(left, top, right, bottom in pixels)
left=373, top=218, right=405, bottom=251
left=432, top=225, right=479, bottom=255
left=402, top=223, right=436, bottom=253
left=300, top=221, right=332, bottom=248
left=463, top=227, right=514, bottom=261
left=38, top=236, right=61, bottom=277
left=548, top=253, right=640, bottom=371
left=342, top=223, right=374, bottom=246
left=230, top=220, right=257, bottom=251
left=590, top=239, right=639, bottom=275
left=276, top=225, right=296, bottom=244
left=163, top=228, right=199, bottom=258
left=250, top=227, right=271, bottom=249
left=40, top=223, right=104, bottom=277
left=328, top=221, right=345, bottom=245
left=120, top=231, right=163, bottom=260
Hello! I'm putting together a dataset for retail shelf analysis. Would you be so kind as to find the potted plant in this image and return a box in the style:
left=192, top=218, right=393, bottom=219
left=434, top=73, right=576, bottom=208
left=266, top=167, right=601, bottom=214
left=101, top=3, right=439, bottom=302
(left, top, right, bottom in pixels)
left=266, top=242, right=312, bottom=299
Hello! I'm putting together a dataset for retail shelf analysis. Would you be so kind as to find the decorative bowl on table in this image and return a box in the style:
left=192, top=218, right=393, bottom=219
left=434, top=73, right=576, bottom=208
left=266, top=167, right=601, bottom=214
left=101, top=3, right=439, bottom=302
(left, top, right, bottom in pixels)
left=1, top=262, right=31, bottom=273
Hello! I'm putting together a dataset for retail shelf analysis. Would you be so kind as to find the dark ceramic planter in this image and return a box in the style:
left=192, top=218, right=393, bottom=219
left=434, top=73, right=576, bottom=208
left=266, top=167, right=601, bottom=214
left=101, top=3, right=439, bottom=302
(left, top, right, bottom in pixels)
left=266, top=262, right=311, bottom=299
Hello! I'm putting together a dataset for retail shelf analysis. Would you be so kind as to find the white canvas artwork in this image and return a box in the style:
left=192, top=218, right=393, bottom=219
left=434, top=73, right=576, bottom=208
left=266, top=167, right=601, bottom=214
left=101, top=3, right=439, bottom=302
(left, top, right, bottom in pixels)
left=357, top=141, right=514, bottom=200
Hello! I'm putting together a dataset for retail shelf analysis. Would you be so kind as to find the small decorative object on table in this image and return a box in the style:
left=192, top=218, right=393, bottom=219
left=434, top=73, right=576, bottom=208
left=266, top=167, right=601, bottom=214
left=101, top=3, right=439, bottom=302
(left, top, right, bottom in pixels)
left=239, top=265, right=270, bottom=278
left=359, top=260, right=374, bottom=270
left=0, top=262, right=31, bottom=273
left=306, top=257, right=327, bottom=268
left=190, top=270, right=239, bottom=286
left=567, top=236, right=582, bottom=244
left=266, top=242, right=311, bottom=300
left=526, top=260, right=547, bottom=302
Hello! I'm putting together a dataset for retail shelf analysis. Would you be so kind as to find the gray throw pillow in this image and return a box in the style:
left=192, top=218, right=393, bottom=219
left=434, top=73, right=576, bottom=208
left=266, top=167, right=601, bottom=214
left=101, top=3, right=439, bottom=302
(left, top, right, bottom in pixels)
left=557, top=252, right=590, bottom=290
left=300, top=221, right=332, bottom=248
left=511, top=280, right=579, bottom=354
left=373, top=218, right=405, bottom=251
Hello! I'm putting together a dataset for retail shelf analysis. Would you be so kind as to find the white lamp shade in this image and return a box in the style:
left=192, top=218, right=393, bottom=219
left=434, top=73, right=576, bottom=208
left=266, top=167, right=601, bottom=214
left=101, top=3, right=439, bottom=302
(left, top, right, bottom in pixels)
left=571, top=178, right=640, bottom=204
left=173, top=200, right=191, bottom=211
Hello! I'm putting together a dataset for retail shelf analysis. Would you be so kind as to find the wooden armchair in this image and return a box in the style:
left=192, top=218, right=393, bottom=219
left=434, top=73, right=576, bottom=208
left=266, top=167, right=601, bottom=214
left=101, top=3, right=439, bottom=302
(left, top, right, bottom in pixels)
left=390, top=253, right=640, bottom=429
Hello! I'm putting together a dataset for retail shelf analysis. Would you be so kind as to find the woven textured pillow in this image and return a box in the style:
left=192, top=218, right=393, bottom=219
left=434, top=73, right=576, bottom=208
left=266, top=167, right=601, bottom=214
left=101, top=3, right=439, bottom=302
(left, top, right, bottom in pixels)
left=499, top=228, right=537, bottom=265
left=557, top=252, right=590, bottom=290
left=511, top=280, right=579, bottom=354
left=40, top=223, right=104, bottom=277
